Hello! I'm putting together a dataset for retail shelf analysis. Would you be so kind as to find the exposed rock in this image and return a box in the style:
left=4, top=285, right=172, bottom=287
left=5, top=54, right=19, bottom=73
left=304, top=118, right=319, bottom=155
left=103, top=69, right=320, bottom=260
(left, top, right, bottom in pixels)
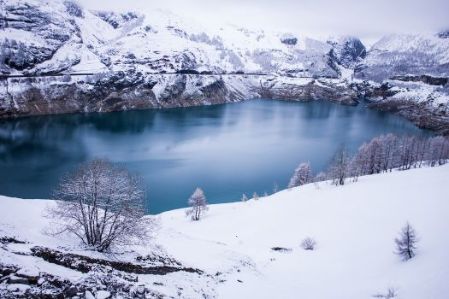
left=328, top=36, right=366, bottom=68
left=390, top=75, right=448, bottom=86
left=30, top=246, right=203, bottom=275
left=280, top=34, right=298, bottom=45
left=437, top=30, right=449, bottom=39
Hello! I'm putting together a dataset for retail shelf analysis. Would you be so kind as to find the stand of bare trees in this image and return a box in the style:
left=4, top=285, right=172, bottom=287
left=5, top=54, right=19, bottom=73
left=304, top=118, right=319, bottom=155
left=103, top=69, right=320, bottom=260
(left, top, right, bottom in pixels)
left=289, top=134, right=449, bottom=187
left=48, top=159, right=149, bottom=252
left=348, top=134, right=449, bottom=179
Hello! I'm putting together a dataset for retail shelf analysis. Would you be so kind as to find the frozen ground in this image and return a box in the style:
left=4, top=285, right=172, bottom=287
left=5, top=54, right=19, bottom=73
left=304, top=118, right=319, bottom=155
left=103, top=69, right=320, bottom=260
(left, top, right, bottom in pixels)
left=1, top=165, right=449, bottom=298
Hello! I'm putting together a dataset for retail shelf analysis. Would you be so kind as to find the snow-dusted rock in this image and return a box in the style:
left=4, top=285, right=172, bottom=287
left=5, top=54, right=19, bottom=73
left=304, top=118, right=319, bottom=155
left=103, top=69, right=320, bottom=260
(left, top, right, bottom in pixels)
left=355, top=33, right=449, bottom=82
left=0, top=0, right=448, bottom=134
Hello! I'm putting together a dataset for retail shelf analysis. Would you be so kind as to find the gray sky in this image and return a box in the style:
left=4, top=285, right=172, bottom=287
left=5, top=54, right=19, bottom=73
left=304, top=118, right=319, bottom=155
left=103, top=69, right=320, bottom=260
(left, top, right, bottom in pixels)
left=79, top=0, right=449, bottom=42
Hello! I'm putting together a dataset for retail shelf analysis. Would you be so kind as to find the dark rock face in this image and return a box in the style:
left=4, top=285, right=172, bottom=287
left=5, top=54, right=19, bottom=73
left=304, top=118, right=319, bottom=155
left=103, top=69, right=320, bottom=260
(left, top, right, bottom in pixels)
left=93, top=11, right=139, bottom=29
left=1, top=2, right=80, bottom=75
left=352, top=81, right=449, bottom=135
left=63, top=0, right=84, bottom=18
left=390, top=75, right=448, bottom=86
left=328, top=37, right=366, bottom=68
left=367, top=99, right=449, bottom=135
left=280, top=36, right=298, bottom=45
left=437, top=30, right=449, bottom=39
left=31, top=246, right=203, bottom=275
left=256, top=79, right=359, bottom=105
left=0, top=73, right=362, bottom=119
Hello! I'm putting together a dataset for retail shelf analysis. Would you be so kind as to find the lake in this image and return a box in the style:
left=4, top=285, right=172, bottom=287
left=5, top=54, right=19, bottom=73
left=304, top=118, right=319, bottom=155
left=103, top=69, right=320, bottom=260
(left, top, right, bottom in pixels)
left=0, top=99, right=429, bottom=213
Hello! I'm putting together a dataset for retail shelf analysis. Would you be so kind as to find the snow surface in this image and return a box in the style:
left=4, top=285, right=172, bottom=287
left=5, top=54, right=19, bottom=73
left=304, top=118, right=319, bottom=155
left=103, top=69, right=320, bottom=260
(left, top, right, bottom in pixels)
left=1, top=165, right=449, bottom=298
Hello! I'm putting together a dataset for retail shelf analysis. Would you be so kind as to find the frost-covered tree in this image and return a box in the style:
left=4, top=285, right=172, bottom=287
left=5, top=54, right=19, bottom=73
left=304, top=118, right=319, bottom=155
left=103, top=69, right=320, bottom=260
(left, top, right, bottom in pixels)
left=241, top=193, right=248, bottom=202
left=428, top=136, right=449, bottom=166
left=273, top=182, right=279, bottom=194
left=328, top=148, right=350, bottom=186
left=49, top=159, right=148, bottom=252
left=186, top=187, right=208, bottom=221
left=394, top=223, right=418, bottom=261
left=288, top=162, right=312, bottom=188
left=253, top=192, right=259, bottom=200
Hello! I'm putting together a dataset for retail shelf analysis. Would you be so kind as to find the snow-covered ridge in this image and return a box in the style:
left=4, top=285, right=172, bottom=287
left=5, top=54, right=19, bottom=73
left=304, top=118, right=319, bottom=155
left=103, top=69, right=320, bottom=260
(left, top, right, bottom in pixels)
left=0, top=0, right=448, bottom=134
left=0, top=0, right=366, bottom=77
left=1, top=165, right=449, bottom=298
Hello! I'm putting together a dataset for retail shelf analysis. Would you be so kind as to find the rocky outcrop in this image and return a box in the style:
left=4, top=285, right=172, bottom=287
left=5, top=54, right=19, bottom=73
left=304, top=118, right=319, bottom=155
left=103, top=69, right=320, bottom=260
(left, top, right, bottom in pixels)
left=353, top=81, right=449, bottom=135
left=0, top=73, right=361, bottom=118
left=328, top=36, right=367, bottom=68
left=390, top=74, right=448, bottom=86
left=1, top=1, right=81, bottom=75
left=256, top=78, right=358, bottom=105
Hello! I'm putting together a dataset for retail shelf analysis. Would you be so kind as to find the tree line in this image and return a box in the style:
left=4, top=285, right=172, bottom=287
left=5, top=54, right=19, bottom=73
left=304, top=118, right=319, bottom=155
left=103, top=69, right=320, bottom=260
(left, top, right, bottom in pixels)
left=288, top=134, right=449, bottom=188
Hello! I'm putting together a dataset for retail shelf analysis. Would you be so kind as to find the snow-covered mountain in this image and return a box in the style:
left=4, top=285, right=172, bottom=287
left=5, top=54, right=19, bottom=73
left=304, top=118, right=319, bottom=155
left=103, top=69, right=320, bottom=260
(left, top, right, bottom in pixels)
left=356, top=33, right=449, bottom=82
left=0, top=0, right=448, bottom=133
left=0, top=0, right=370, bottom=78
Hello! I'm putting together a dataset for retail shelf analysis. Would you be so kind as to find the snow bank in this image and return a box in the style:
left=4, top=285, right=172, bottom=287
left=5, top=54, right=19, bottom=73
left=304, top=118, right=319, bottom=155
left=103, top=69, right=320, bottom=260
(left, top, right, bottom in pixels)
left=1, top=165, right=449, bottom=298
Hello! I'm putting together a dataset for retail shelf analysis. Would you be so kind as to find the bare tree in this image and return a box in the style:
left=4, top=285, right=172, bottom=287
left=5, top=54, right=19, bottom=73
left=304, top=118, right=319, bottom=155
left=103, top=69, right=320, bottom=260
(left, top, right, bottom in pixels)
left=186, top=187, right=208, bottom=221
left=273, top=182, right=279, bottom=194
left=428, top=136, right=449, bottom=166
left=49, top=159, right=148, bottom=252
left=395, top=223, right=418, bottom=261
left=328, top=148, right=350, bottom=186
left=288, top=162, right=312, bottom=188
left=253, top=192, right=259, bottom=200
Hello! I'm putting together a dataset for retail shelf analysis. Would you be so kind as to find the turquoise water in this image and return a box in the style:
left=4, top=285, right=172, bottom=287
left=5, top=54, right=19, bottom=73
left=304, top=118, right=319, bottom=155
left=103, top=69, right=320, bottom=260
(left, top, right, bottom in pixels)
left=0, top=99, right=429, bottom=213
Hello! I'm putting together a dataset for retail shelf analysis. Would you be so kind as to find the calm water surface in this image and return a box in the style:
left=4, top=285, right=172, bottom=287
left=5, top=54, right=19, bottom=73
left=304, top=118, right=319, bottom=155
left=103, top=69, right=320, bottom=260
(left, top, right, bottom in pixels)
left=0, top=100, right=429, bottom=213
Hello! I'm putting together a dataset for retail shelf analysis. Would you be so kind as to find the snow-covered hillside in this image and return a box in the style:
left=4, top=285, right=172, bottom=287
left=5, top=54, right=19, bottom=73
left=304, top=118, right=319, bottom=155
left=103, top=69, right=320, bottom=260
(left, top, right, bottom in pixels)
left=1, top=165, right=449, bottom=298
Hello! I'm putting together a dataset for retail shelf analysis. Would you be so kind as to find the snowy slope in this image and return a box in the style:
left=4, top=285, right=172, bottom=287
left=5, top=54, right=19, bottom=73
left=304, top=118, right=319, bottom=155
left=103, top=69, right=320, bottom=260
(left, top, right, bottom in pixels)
left=356, top=33, right=449, bottom=82
left=1, top=165, right=449, bottom=298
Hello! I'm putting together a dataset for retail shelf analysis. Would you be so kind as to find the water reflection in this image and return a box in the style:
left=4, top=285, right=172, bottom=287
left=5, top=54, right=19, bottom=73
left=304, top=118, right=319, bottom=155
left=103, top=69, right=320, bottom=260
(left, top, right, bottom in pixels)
left=0, top=100, right=429, bottom=213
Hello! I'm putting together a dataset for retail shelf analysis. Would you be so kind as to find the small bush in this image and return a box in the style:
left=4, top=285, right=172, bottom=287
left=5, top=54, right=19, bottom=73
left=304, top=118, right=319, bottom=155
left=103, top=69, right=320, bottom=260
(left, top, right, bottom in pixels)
left=373, top=288, right=397, bottom=299
left=301, top=237, right=316, bottom=250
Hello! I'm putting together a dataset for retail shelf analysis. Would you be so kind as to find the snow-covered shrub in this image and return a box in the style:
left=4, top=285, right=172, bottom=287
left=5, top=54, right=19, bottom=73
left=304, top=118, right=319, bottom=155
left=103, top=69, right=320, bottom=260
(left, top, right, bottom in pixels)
left=186, top=187, right=208, bottom=221
left=373, top=288, right=398, bottom=299
left=394, top=223, right=418, bottom=261
left=288, top=162, right=312, bottom=188
left=241, top=193, right=248, bottom=202
left=49, top=159, right=148, bottom=252
left=301, top=237, right=317, bottom=250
